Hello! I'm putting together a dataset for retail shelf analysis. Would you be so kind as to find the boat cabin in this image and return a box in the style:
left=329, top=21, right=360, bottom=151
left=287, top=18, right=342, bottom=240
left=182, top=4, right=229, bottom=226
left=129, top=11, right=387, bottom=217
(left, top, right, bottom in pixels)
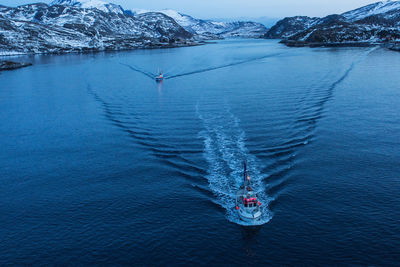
left=241, top=191, right=260, bottom=208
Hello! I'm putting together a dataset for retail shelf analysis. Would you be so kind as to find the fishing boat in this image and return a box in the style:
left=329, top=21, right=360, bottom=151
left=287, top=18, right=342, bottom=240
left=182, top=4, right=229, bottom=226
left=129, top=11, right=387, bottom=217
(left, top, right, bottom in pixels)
left=235, top=162, right=262, bottom=223
left=155, top=71, right=164, bottom=82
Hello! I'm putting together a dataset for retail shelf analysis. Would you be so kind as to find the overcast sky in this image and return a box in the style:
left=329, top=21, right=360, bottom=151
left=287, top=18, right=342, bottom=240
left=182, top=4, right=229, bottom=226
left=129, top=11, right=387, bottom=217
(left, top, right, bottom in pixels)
left=2, top=0, right=381, bottom=19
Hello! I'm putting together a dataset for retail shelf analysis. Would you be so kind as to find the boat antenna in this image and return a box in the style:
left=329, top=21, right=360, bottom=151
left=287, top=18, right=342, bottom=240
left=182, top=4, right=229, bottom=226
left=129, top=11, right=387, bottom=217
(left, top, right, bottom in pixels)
left=243, top=161, right=247, bottom=184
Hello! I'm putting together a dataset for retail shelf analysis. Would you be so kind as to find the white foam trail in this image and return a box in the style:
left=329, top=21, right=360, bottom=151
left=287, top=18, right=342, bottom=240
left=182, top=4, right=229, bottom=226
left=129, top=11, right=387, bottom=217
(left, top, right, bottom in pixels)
left=196, top=104, right=272, bottom=226
left=194, top=47, right=378, bottom=226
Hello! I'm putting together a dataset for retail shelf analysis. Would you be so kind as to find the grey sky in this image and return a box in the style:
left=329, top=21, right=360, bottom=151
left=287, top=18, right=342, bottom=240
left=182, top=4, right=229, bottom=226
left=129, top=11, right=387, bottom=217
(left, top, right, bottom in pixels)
left=2, top=0, right=381, bottom=19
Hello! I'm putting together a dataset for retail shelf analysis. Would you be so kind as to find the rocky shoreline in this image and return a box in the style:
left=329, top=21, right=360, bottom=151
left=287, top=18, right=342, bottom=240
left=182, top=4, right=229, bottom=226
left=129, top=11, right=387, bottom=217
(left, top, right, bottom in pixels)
left=279, top=39, right=400, bottom=52
left=280, top=39, right=379, bottom=48
left=0, top=61, right=32, bottom=71
left=388, top=44, right=400, bottom=52
left=0, top=39, right=205, bottom=57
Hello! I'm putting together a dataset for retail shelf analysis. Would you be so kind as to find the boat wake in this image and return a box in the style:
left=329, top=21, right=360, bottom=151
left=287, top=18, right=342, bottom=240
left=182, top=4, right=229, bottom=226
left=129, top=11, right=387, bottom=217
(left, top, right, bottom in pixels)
left=196, top=104, right=273, bottom=226
left=166, top=52, right=283, bottom=80
left=97, top=46, right=378, bottom=226
left=291, top=46, right=379, bottom=142
left=86, top=84, right=207, bottom=186
left=119, top=63, right=155, bottom=80
left=195, top=46, right=379, bottom=222
left=120, top=52, right=283, bottom=81
left=257, top=46, right=379, bottom=203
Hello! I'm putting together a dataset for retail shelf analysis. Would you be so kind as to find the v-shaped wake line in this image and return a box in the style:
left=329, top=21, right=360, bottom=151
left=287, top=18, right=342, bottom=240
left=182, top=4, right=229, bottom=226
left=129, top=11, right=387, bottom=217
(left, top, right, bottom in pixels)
left=120, top=63, right=155, bottom=80
left=166, top=52, right=284, bottom=80
left=257, top=46, right=379, bottom=194
left=291, top=46, right=379, bottom=136
left=86, top=83, right=206, bottom=185
left=120, top=52, right=284, bottom=82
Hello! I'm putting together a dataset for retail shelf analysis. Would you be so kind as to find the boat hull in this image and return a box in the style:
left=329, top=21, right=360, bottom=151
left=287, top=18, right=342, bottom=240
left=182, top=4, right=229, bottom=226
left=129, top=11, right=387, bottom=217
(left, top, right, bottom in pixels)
left=237, top=209, right=262, bottom=223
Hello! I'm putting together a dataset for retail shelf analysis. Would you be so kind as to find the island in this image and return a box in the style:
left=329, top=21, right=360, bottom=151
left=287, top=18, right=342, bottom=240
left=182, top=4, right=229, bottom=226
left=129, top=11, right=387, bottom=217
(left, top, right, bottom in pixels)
left=0, top=61, right=32, bottom=71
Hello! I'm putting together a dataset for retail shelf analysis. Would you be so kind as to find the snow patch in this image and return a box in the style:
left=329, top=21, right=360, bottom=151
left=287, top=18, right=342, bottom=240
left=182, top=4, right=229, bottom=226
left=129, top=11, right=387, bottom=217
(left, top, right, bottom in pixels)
left=343, top=0, right=400, bottom=21
left=51, top=0, right=124, bottom=14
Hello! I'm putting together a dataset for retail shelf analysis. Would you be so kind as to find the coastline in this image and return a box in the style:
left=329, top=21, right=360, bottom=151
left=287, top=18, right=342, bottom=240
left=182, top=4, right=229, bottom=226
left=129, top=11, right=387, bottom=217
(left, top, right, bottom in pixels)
left=0, top=40, right=208, bottom=58
left=0, top=61, right=32, bottom=71
left=0, top=40, right=215, bottom=71
left=388, top=45, right=400, bottom=52
left=279, top=39, right=381, bottom=48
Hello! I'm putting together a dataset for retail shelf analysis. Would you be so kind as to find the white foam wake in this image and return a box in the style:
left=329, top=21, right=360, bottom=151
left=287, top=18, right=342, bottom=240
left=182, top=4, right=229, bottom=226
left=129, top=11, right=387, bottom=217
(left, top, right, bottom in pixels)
left=196, top=104, right=272, bottom=226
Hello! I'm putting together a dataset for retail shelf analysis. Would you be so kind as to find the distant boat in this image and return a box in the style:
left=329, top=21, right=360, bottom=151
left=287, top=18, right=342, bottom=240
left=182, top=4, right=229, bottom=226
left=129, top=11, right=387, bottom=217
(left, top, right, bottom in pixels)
left=235, top=162, right=262, bottom=223
left=155, top=71, right=164, bottom=82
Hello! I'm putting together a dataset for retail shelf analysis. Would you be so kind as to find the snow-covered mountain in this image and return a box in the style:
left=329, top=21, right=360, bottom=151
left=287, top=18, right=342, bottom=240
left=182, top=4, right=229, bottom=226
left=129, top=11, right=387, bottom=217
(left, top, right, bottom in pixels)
left=50, top=0, right=124, bottom=14
left=264, top=16, right=319, bottom=38
left=156, top=9, right=268, bottom=37
left=342, top=0, right=400, bottom=21
left=50, top=1, right=268, bottom=39
left=264, top=0, right=400, bottom=46
left=154, top=10, right=198, bottom=32
left=0, top=3, right=194, bottom=55
left=133, top=9, right=268, bottom=38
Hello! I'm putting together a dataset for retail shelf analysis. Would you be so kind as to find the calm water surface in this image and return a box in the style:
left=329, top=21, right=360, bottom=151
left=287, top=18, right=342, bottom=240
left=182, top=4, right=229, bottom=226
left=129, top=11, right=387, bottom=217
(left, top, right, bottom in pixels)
left=1, top=39, right=399, bottom=265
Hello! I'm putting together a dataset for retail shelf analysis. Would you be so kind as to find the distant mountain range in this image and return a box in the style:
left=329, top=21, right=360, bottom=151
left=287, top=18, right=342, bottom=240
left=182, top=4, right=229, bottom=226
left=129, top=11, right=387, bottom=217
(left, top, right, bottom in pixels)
left=132, top=9, right=269, bottom=39
left=264, top=0, right=400, bottom=47
left=213, top=16, right=279, bottom=28
left=1, top=0, right=400, bottom=55
left=50, top=0, right=268, bottom=39
left=0, top=0, right=269, bottom=55
left=50, top=1, right=268, bottom=38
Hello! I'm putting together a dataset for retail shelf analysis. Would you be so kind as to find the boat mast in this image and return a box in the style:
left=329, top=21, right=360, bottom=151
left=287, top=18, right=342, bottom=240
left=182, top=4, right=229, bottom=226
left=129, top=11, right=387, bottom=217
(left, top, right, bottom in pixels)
left=243, top=161, right=247, bottom=185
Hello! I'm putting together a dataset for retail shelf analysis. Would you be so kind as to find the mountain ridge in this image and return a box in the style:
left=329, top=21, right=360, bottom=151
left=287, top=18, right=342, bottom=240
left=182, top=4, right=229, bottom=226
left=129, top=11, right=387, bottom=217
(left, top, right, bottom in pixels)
left=50, top=0, right=124, bottom=14
left=264, top=0, right=400, bottom=47
left=0, top=3, right=196, bottom=55
left=135, top=9, right=269, bottom=38
left=50, top=1, right=269, bottom=39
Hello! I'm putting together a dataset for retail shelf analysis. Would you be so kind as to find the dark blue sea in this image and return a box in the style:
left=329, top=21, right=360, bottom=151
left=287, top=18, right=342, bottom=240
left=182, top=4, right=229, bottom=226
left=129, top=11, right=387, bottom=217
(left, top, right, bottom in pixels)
left=1, top=39, right=399, bottom=265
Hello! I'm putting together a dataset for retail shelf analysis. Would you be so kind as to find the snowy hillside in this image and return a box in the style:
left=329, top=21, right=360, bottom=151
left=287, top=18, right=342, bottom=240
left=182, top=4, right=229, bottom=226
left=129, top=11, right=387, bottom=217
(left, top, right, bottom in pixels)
left=343, top=0, right=400, bottom=21
left=50, top=0, right=124, bottom=14
left=156, top=10, right=198, bottom=30
left=264, top=0, right=400, bottom=46
left=264, top=16, right=319, bottom=38
left=145, top=9, right=268, bottom=38
left=0, top=3, right=194, bottom=55
left=58, top=2, right=268, bottom=38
